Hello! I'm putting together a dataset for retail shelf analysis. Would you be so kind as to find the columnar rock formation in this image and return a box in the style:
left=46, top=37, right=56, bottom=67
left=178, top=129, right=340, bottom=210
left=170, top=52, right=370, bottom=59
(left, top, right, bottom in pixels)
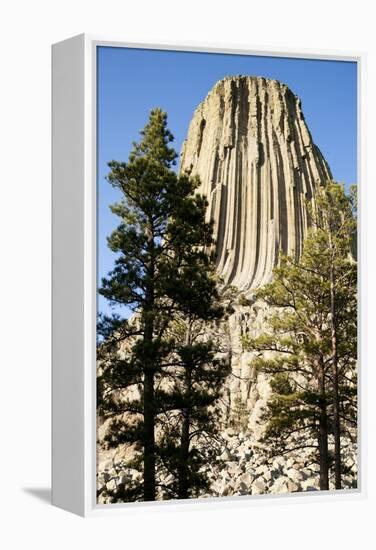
left=97, top=77, right=358, bottom=502
left=180, top=76, right=332, bottom=291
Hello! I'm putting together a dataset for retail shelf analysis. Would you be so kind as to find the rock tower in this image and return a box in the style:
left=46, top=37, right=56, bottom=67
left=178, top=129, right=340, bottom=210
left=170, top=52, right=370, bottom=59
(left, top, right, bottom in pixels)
left=97, top=77, right=357, bottom=502
left=180, top=76, right=332, bottom=291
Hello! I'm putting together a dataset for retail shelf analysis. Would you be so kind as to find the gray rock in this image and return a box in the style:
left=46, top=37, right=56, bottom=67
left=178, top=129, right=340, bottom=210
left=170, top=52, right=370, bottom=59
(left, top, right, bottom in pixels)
left=252, top=478, right=267, bottom=495
left=221, top=448, right=236, bottom=461
left=270, top=477, right=289, bottom=494
left=106, top=478, right=117, bottom=491
left=239, top=472, right=253, bottom=487
left=286, top=468, right=304, bottom=483
left=287, top=480, right=300, bottom=493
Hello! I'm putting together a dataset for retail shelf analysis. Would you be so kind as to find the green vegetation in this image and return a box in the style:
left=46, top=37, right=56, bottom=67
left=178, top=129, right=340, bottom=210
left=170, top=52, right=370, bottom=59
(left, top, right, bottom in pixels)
left=97, top=106, right=357, bottom=500
left=97, top=109, right=229, bottom=501
left=244, top=182, right=357, bottom=490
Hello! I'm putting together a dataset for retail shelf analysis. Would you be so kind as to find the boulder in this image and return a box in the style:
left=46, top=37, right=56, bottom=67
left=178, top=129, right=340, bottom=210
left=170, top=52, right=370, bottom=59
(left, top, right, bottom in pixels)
left=252, top=478, right=267, bottom=495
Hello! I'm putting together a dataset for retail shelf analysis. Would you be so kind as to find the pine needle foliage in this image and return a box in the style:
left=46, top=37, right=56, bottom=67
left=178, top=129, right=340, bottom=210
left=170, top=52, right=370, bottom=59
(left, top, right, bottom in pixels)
left=244, top=182, right=357, bottom=490
left=97, top=108, right=227, bottom=501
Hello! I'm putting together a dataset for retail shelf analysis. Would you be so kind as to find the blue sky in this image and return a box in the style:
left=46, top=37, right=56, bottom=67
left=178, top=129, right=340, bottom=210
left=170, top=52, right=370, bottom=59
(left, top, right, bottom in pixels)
left=97, top=46, right=357, bottom=317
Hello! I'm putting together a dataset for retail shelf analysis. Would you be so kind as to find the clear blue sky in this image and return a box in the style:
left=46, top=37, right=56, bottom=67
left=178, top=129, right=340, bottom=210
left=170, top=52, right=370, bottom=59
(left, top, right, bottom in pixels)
left=97, top=46, right=357, bottom=317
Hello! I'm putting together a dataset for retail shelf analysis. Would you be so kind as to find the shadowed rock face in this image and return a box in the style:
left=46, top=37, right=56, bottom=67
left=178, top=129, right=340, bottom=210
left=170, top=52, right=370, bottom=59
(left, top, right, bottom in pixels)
left=180, top=76, right=332, bottom=291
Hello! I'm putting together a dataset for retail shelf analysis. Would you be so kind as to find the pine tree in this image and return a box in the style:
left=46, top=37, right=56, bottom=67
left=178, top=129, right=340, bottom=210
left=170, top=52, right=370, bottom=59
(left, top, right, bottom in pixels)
left=157, top=314, right=230, bottom=499
left=97, top=108, right=223, bottom=502
left=229, top=395, right=250, bottom=432
left=311, top=182, right=357, bottom=488
left=244, top=182, right=357, bottom=491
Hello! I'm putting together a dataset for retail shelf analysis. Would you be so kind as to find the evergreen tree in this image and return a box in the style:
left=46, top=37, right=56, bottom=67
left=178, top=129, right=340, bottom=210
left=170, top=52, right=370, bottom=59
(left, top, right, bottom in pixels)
left=311, top=182, right=357, bottom=488
left=157, top=314, right=230, bottom=500
left=97, top=108, right=223, bottom=502
left=244, top=182, right=357, bottom=490
left=229, top=395, right=250, bottom=432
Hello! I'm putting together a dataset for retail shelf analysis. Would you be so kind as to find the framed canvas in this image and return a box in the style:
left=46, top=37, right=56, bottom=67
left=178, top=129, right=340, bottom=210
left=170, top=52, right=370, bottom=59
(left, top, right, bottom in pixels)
left=52, top=34, right=365, bottom=516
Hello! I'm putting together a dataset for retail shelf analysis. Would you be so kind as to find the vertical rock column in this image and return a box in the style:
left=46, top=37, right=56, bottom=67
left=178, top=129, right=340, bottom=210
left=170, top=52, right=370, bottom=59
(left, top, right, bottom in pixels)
left=180, top=76, right=332, bottom=292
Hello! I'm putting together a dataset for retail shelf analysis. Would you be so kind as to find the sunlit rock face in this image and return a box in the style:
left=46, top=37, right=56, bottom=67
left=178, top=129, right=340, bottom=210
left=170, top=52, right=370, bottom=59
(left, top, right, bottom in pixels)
left=180, top=76, right=332, bottom=292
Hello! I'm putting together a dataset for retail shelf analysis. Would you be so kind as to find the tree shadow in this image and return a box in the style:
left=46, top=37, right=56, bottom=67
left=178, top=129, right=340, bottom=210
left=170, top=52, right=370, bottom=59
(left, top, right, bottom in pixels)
left=23, top=487, right=51, bottom=504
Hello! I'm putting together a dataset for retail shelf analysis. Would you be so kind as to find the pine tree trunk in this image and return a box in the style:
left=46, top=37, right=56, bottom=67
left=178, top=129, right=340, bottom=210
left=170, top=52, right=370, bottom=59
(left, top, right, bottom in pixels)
left=143, top=223, right=156, bottom=501
left=318, top=408, right=329, bottom=491
left=178, top=327, right=192, bottom=499
left=143, top=368, right=155, bottom=501
left=178, top=404, right=190, bottom=499
left=318, top=361, right=329, bottom=491
left=330, top=275, right=342, bottom=489
left=329, top=233, right=342, bottom=490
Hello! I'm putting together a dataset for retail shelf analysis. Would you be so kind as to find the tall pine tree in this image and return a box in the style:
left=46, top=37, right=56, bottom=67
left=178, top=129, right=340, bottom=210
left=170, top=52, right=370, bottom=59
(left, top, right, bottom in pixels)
left=97, top=108, right=224, bottom=501
left=244, top=182, right=357, bottom=490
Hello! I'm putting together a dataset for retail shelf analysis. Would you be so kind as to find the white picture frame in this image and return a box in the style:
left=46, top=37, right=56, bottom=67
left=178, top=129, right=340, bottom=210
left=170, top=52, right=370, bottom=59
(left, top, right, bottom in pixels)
left=52, top=34, right=366, bottom=517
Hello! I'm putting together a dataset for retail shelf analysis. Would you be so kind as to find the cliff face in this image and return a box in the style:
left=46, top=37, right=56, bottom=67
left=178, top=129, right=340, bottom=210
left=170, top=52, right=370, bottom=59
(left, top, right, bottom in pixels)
left=179, top=75, right=338, bottom=455
left=180, top=76, right=332, bottom=291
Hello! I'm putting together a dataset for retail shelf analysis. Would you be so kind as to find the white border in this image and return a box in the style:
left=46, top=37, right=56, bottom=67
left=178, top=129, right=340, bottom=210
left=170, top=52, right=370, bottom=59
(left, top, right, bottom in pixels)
left=55, top=34, right=366, bottom=516
left=52, top=34, right=87, bottom=516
